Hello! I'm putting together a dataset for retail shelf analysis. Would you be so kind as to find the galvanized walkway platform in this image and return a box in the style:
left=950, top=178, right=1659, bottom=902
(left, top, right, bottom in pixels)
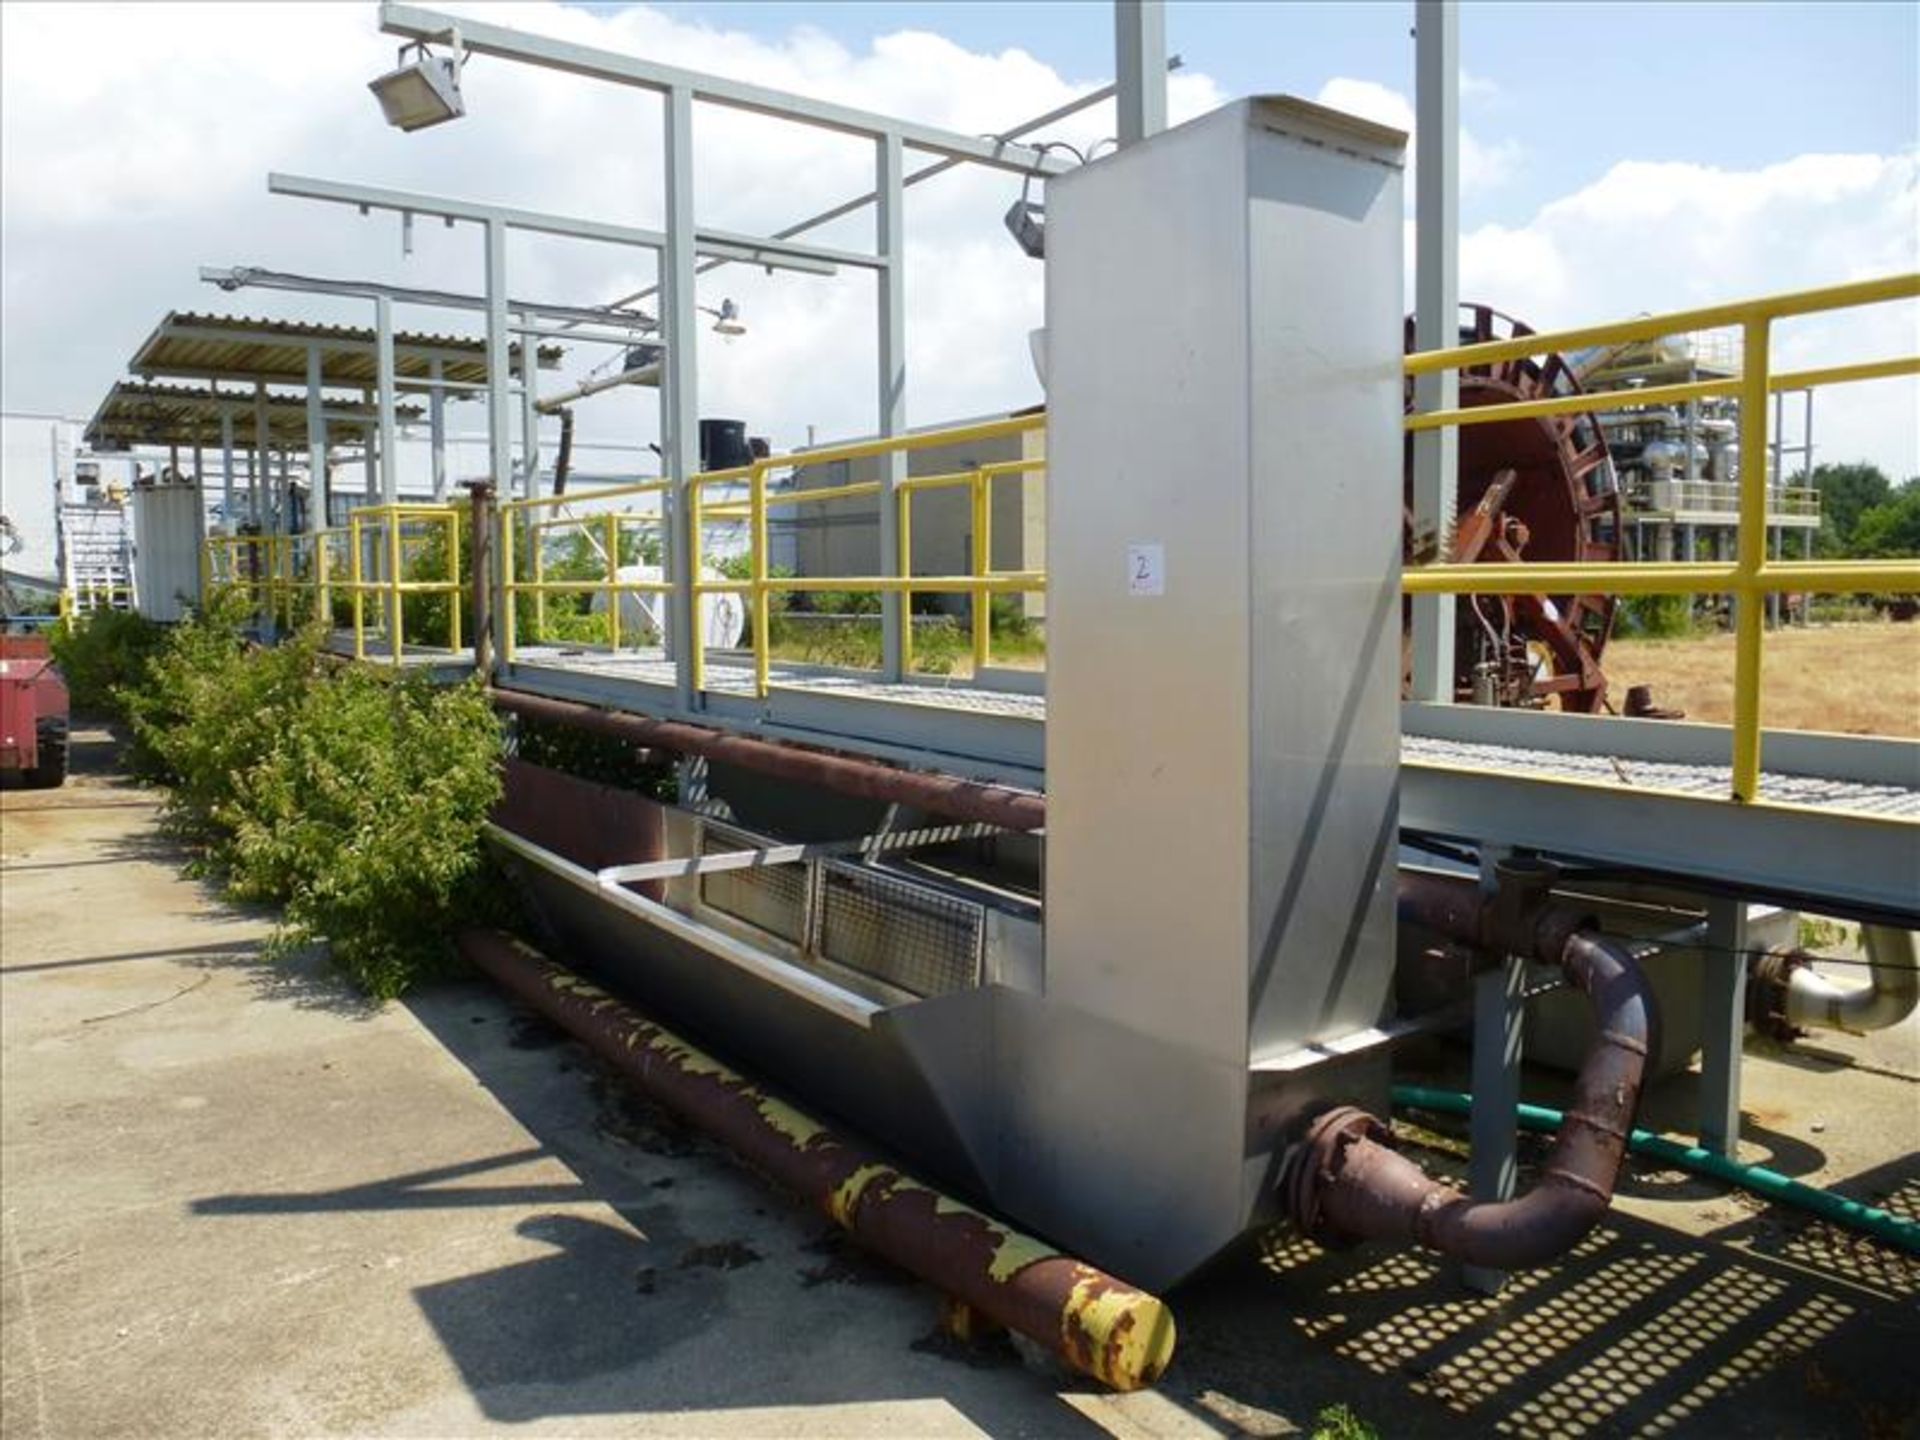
left=328, top=635, right=1919, bottom=917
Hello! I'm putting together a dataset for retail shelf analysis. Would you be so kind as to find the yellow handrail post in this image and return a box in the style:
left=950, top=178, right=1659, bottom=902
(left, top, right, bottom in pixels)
left=532, top=518, right=548, bottom=642
left=316, top=530, right=332, bottom=628
left=603, top=511, right=621, bottom=652
left=387, top=510, right=404, bottom=668
left=447, top=511, right=462, bottom=655
left=898, top=485, right=914, bottom=675
left=752, top=462, right=770, bottom=698
left=1731, top=316, right=1772, bottom=803
left=689, top=477, right=707, bottom=694
left=971, top=467, right=991, bottom=674
left=349, top=514, right=366, bottom=661
left=500, top=507, right=517, bottom=665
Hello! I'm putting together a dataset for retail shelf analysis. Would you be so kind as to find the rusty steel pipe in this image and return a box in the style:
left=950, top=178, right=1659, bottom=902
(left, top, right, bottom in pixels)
left=457, top=929, right=1174, bottom=1390
left=1289, top=870, right=1654, bottom=1271
left=490, top=688, right=1047, bottom=833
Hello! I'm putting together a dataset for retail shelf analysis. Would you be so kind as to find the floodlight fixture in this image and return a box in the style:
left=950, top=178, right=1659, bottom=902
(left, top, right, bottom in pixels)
left=1004, top=167, right=1046, bottom=259
left=701, top=299, right=746, bottom=336
left=369, top=29, right=466, bottom=133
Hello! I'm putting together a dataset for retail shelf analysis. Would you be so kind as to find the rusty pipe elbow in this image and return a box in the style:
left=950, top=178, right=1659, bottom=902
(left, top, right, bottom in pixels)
left=1290, top=891, right=1653, bottom=1272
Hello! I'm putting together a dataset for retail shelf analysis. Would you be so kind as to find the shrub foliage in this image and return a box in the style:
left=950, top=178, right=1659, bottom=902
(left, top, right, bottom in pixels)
left=48, top=608, right=167, bottom=716
left=123, top=596, right=503, bottom=998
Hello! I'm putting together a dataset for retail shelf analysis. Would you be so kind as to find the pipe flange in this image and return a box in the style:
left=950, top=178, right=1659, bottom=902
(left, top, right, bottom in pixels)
left=1492, top=856, right=1564, bottom=957
left=1747, top=946, right=1808, bottom=1044
left=1284, top=1105, right=1392, bottom=1242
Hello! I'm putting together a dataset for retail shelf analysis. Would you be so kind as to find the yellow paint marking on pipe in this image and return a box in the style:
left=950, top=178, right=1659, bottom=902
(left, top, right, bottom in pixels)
left=828, top=1163, right=897, bottom=1228
left=1063, top=1273, right=1178, bottom=1391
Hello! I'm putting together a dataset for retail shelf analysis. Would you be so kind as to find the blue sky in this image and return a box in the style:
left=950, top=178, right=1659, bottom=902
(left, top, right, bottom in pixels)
left=3, top=0, right=1915, bottom=575
left=643, top=1, right=1920, bottom=227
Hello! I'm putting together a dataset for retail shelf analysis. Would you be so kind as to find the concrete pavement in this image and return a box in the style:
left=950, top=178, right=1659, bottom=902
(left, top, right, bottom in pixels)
left=3, top=727, right=1915, bottom=1438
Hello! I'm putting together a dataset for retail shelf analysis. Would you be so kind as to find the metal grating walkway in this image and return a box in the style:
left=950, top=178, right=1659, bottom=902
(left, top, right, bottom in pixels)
left=499, top=645, right=1920, bottom=819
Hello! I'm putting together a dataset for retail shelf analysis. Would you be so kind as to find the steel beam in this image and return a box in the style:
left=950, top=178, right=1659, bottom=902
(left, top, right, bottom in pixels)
left=598, top=67, right=1177, bottom=313
left=1410, top=0, right=1460, bottom=703
left=1402, top=760, right=1920, bottom=922
left=379, top=3, right=1073, bottom=177
left=270, top=172, right=667, bottom=251
left=1113, top=1, right=1168, bottom=147
left=201, top=266, right=654, bottom=333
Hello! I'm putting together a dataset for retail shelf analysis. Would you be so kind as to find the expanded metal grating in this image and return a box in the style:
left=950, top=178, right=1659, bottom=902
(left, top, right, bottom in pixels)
left=814, top=861, right=984, bottom=999
left=699, top=821, right=810, bottom=945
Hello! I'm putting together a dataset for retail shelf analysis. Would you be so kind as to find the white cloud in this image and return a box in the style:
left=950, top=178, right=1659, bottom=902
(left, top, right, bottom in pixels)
left=1, top=0, right=1911, bottom=581
left=0, top=1, right=1225, bottom=461
left=1459, top=151, right=1920, bottom=478
left=1314, top=77, right=1522, bottom=193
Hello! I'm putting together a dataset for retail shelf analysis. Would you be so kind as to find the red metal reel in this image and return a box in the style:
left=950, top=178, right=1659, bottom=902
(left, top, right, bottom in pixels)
left=1402, top=304, right=1623, bottom=713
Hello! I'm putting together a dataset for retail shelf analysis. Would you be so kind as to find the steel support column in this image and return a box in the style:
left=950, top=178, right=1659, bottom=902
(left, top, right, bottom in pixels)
left=375, top=294, right=399, bottom=504
left=251, top=383, right=270, bottom=530
left=305, top=345, right=329, bottom=531
left=876, top=131, right=906, bottom=682
left=1113, top=0, right=1167, bottom=147
left=1465, top=843, right=1521, bottom=1295
left=518, top=309, right=539, bottom=500
left=1410, top=0, right=1459, bottom=702
left=663, top=85, right=700, bottom=710
left=429, top=356, right=447, bottom=500
left=1698, top=896, right=1749, bottom=1157
left=220, top=411, right=235, bottom=529
left=484, top=219, right=513, bottom=498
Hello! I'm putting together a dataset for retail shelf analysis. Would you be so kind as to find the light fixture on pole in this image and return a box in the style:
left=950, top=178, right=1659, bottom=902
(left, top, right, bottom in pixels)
left=700, top=299, right=746, bottom=336
left=369, top=28, right=466, bottom=133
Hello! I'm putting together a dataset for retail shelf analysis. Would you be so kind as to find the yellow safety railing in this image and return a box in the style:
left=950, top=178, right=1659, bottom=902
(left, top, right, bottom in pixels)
left=1404, top=271, right=1920, bottom=803
left=342, top=505, right=463, bottom=667
left=206, top=505, right=465, bottom=667
left=204, top=532, right=305, bottom=628
left=498, top=482, right=675, bottom=664
left=687, top=413, right=1049, bottom=697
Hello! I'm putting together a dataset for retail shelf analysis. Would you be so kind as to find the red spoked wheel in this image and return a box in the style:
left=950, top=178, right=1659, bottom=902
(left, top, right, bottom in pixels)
left=1402, top=303, right=1623, bottom=713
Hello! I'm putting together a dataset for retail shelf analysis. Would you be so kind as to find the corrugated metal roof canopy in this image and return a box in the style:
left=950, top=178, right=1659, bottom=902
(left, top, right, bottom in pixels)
left=128, top=312, right=563, bottom=391
left=84, top=382, right=423, bottom=451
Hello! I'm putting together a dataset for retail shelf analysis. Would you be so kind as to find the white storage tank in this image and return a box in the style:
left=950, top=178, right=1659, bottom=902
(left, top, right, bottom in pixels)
left=131, top=483, right=205, bottom=622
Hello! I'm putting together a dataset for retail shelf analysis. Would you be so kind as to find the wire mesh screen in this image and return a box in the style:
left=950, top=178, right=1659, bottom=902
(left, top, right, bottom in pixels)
left=814, top=861, right=984, bottom=999
left=699, top=822, right=810, bottom=945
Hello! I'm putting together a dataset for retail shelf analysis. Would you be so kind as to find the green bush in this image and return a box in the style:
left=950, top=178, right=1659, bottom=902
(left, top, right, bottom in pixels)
left=228, top=669, right=502, bottom=998
left=120, top=593, right=504, bottom=998
left=48, top=608, right=166, bottom=716
left=1617, top=593, right=1697, bottom=639
left=122, top=591, right=323, bottom=836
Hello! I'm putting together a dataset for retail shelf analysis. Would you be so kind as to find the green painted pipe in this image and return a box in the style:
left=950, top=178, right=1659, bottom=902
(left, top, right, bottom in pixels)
left=1390, top=1083, right=1920, bottom=1258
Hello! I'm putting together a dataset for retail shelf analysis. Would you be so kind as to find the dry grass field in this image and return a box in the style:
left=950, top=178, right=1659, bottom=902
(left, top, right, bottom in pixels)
left=1605, top=621, right=1920, bottom=736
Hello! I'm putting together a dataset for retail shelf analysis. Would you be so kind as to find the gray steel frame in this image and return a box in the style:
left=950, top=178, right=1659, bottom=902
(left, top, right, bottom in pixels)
left=264, top=3, right=1085, bottom=705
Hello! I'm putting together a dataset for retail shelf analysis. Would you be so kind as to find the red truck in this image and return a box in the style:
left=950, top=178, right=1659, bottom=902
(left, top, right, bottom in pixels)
left=1, top=631, right=69, bottom=788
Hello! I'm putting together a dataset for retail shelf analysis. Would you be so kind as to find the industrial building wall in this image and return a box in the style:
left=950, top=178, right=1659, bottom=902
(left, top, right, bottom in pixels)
left=787, top=423, right=1044, bottom=618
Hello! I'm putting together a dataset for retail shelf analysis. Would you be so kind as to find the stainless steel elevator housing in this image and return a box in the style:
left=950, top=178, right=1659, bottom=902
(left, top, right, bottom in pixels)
left=501, top=98, right=1409, bottom=1289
